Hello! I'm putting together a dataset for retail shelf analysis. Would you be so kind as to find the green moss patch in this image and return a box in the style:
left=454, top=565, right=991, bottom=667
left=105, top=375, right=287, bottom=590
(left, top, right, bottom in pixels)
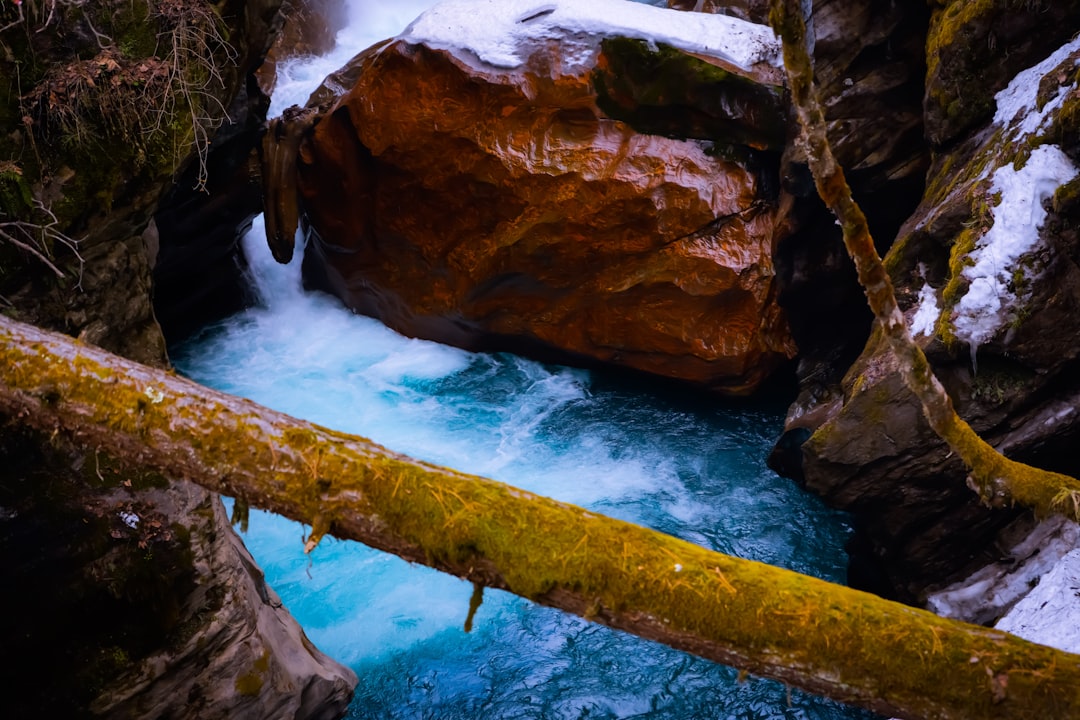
left=592, top=38, right=787, bottom=151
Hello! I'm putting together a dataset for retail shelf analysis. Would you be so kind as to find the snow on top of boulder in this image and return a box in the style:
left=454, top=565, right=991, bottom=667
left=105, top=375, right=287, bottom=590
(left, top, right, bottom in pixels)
left=952, top=145, right=1078, bottom=351
left=401, top=0, right=780, bottom=71
left=993, top=35, right=1080, bottom=138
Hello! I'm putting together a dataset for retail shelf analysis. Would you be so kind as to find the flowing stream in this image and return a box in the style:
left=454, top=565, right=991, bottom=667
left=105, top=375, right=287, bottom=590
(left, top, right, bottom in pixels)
left=173, top=2, right=876, bottom=717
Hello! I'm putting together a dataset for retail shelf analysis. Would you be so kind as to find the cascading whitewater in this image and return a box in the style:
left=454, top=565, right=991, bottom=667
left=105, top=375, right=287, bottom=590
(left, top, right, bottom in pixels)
left=174, top=223, right=869, bottom=719
left=173, top=2, right=874, bottom=717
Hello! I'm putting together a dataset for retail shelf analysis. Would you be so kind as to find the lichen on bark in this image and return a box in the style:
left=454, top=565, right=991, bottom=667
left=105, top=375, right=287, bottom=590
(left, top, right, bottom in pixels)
left=3, top=313, right=1080, bottom=719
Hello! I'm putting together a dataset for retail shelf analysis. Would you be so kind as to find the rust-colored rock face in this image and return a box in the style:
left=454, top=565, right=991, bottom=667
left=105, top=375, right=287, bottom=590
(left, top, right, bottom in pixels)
left=298, top=38, right=795, bottom=394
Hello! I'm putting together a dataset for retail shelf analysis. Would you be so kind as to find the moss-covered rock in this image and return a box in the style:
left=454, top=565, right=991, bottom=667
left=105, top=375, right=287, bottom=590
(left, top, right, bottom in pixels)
left=924, top=0, right=1080, bottom=147
left=592, top=37, right=787, bottom=151
left=751, top=0, right=932, bottom=484
left=0, top=0, right=284, bottom=361
left=791, top=26, right=1080, bottom=602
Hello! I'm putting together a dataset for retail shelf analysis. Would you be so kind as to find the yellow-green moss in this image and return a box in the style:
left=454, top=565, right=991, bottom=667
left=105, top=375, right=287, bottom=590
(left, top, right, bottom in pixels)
left=969, top=359, right=1034, bottom=404
left=1052, top=175, right=1080, bottom=215
left=7, top=313, right=1080, bottom=718
left=235, top=650, right=271, bottom=696
left=924, top=0, right=1006, bottom=142
left=234, top=672, right=264, bottom=696
left=591, top=38, right=787, bottom=151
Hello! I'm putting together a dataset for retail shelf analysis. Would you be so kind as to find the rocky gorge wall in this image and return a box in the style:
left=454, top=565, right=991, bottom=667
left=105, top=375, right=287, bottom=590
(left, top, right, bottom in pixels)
left=270, top=0, right=1080, bottom=620
left=777, top=0, right=1080, bottom=607
left=5, top=0, right=1080, bottom=712
left=0, top=1, right=356, bottom=716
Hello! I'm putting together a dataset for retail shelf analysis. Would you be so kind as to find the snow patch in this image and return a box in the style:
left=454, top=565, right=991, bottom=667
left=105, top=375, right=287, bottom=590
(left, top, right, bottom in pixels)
left=909, top=282, right=940, bottom=337
left=996, top=548, right=1080, bottom=654
left=951, top=145, right=1078, bottom=350
left=119, top=511, right=140, bottom=529
left=993, top=36, right=1080, bottom=137
left=401, top=0, right=780, bottom=71
left=927, top=516, right=1080, bottom=625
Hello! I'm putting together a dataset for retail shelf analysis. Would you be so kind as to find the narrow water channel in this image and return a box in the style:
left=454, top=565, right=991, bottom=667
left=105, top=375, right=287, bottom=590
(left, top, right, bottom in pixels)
left=173, top=3, right=878, bottom=716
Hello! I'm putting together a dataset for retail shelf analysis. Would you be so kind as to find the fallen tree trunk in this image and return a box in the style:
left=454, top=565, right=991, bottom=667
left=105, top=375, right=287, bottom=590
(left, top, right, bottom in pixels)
left=1, top=314, right=1079, bottom=719
left=768, top=0, right=1080, bottom=521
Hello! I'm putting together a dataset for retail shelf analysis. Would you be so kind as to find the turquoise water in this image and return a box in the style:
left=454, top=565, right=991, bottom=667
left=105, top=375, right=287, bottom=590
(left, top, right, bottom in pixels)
left=172, top=225, right=874, bottom=719
left=172, top=2, right=877, bottom=715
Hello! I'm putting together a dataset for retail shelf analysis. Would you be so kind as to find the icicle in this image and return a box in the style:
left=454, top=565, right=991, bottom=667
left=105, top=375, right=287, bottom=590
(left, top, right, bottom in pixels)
left=463, top=582, right=484, bottom=633
left=231, top=497, right=250, bottom=533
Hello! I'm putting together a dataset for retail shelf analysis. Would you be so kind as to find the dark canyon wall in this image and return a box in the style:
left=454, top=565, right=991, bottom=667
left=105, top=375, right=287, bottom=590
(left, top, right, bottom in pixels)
left=0, top=1, right=356, bottom=716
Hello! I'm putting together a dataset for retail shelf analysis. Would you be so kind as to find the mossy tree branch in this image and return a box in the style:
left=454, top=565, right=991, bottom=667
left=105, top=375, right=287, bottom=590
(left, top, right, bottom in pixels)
left=2, top=314, right=1080, bottom=719
left=767, top=0, right=1080, bottom=521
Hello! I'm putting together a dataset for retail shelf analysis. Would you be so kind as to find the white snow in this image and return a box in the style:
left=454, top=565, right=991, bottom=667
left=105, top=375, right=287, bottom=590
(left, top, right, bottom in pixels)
left=947, top=38, right=1080, bottom=355
left=996, top=548, right=1080, bottom=654
left=927, top=516, right=1080, bottom=625
left=909, top=282, right=940, bottom=337
left=401, top=0, right=780, bottom=71
left=119, top=511, right=140, bottom=529
left=951, top=145, right=1078, bottom=349
left=993, top=36, right=1080, bottom=137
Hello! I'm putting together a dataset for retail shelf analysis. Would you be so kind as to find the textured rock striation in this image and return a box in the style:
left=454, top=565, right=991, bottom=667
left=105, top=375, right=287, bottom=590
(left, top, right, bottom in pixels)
left=0, top=430, right=356, bottom=719
left=91, top=494, right=356, bottom=720
left=789, top=21, right=1080, bottom=603
left=293, top=0, right=797, bottom=395
left=0, top=1, right=358, bottom=716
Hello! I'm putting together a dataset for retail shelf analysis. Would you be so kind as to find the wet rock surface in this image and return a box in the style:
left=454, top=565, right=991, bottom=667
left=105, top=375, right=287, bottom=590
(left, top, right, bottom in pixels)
left=923, top=0, right=1080, bottom=147
left=296, top=16, right=797, bottom=394
left=791, top=23, right=1080, bottom=601
left=0, top=430, right=356, bottom=719
left=256, top=0, right=350, bottom=96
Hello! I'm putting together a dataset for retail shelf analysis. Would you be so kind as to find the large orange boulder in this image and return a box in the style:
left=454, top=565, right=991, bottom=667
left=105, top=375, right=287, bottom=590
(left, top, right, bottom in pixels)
left=296, top=0, right=796, bottom=394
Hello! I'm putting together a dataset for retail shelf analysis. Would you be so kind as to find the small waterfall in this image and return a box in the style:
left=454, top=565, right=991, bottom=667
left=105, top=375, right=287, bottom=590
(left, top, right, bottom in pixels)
left=173, top=3, right=877, bottom=717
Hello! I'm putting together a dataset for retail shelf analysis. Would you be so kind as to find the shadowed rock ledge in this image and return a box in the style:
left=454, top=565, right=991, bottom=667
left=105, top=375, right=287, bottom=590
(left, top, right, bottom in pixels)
left=283, top=3, right=798, bottom=396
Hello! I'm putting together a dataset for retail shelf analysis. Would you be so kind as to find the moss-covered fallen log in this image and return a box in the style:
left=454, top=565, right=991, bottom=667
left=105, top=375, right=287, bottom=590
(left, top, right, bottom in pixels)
left=2, top=314, right=1079, bottom=719
left=767, top=0, right=1080, bottom=521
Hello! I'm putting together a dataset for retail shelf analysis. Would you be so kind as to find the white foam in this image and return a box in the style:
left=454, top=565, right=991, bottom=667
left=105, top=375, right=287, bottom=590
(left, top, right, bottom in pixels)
left=401, top=0, right=780, bottom=71
left=270, top=0, right=442, bottom=115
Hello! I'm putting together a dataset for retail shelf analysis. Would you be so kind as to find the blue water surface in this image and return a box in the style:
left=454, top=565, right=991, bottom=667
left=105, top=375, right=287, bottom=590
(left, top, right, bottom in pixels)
left=172, top=1, right=878, bottom=714
left=172, top=224, right=875, bottom=720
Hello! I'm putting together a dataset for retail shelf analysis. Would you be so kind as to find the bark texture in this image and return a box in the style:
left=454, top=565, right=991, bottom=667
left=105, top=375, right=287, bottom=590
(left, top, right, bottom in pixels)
left=2, top=314, right=1080, bottom=720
